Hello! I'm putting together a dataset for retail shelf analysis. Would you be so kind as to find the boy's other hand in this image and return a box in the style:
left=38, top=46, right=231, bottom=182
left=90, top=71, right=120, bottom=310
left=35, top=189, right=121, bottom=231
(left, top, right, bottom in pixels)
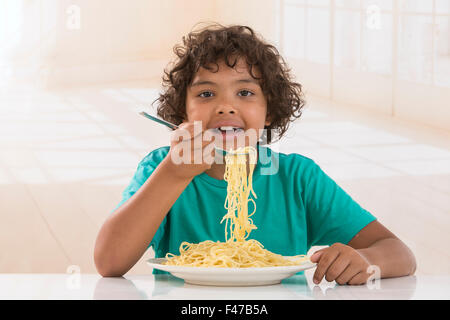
left=310, top=243, right=372, bottom=285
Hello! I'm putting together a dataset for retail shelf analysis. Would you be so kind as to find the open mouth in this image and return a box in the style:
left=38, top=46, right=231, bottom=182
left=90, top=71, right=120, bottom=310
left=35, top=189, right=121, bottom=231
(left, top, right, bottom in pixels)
left=212, top=126, right=248, bottom=150
left=216, top=126, right=245, bottom=134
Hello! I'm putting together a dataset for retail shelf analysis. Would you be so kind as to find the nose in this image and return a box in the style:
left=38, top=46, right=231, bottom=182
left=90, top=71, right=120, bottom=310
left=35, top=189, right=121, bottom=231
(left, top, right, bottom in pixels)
left=216, top=100, right=237, bottom=115
left=217, top=107, right=235, bottom=115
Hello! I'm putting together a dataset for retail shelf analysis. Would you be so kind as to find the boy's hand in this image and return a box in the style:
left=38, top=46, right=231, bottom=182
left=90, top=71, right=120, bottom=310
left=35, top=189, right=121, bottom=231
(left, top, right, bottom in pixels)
left=310, top=243, right=372, bottom=285
left=164, top=121, right=219, bottom=180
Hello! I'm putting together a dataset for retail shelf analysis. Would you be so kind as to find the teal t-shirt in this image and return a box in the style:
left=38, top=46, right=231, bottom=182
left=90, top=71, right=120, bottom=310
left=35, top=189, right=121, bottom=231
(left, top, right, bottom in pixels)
left=114, top=144, right=376, bottom=265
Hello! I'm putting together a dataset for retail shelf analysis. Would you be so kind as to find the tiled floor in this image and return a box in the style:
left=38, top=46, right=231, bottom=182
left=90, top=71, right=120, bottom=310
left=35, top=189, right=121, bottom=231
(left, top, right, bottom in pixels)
left=1, top=80, right=449, bottom=275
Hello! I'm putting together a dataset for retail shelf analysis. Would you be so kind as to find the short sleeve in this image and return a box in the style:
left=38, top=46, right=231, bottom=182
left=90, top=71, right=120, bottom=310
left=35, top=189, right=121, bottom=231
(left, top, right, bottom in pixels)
left=303, top=160, right=376, bottom=247
left=111, top=146, right=170, bottom=249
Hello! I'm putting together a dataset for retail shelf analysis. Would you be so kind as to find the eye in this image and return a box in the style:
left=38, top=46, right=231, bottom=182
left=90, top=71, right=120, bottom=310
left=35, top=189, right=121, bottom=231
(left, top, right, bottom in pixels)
left=238, top=90, right=254, bottom=97
left=198, top=91, right=214, bottom=98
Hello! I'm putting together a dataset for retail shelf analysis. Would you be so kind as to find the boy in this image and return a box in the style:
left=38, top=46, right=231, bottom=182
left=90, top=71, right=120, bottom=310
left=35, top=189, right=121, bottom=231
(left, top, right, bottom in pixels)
left=94, top=24, right=416, bottom=285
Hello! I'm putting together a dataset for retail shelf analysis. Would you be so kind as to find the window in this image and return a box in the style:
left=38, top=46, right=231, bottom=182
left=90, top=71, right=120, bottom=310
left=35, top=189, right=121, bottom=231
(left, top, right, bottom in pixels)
left=334, top=9, right=360, bottom=70
left=283, top=4, right=306, bottom=59
left=280, top=0, right=450, bottom=90
left=0, top=1, right=24, bottom=64
left=434, top=16, right=450, bottom=87
left=307, top=7, right=330, bottom=64
left=282, top=0, right=330, bottom=65
left=361, top=6, right=392, bottom=74
left=398, top=14, right=433, bottom=84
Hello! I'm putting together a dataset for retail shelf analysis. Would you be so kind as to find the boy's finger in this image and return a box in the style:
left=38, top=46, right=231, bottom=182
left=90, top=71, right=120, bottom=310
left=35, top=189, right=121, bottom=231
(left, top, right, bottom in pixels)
left=348, top=271, right=370, bottom=286
left=313, top=249, right=340, bottom=285
left=191, top=131, right=220, bottom=153
left=171, top=122, right=203, bottom=143
left=324, top=257, right=350, bottom=283
left=310, top=249, right=325, bottom=263
left=335, top=263, right=361, bottom=285
left=179, top=122, right=203, bottom=138
left=179, top=122, right=216, bottom=140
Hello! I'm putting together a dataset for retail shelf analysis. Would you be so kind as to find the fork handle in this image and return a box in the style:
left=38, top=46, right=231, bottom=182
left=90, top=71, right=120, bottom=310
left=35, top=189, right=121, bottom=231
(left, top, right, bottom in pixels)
left=139, top=111, right=179, bottom=130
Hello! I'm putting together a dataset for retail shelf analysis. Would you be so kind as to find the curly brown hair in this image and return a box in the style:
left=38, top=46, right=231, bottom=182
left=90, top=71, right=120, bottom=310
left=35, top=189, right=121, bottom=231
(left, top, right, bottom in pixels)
left=155, top=23, right=305, bottom=144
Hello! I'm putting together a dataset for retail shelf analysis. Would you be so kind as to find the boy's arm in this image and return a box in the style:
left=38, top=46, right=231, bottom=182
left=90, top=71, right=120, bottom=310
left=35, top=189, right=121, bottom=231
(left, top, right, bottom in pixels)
left=350, top=220, right=417, bottom=278
left=93, top=156, right=192, bottom=277
left=94, top=122, right=216, bottom=277
left=310, top=220, right=416, bottom=285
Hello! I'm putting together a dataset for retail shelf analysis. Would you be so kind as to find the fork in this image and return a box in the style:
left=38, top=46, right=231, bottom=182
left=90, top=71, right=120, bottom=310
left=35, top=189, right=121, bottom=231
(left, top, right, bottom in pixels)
left=138, top=111, right=249, bottom=155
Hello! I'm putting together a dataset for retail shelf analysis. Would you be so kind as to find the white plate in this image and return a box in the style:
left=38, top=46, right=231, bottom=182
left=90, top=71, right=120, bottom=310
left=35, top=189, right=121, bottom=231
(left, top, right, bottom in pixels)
left=147, top=257, right=316, bottom=286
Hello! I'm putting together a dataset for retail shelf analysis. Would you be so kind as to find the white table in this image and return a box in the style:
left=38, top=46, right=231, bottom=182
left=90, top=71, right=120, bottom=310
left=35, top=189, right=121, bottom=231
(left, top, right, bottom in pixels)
left=1, top=272, right=449, bottom=300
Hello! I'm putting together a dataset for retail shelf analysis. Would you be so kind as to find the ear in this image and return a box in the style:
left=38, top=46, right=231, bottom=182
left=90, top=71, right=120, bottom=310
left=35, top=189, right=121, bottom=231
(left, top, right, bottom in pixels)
left=264, top=114, right=272, bottom=127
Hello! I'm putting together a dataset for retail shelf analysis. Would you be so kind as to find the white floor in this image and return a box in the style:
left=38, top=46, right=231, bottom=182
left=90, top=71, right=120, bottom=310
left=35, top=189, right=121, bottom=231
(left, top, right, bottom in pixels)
left=1, top=80, right=449, bottom=276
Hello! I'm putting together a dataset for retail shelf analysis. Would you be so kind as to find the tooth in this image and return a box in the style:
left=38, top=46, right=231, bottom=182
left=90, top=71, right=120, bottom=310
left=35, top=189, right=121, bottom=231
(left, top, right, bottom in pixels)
left=220, top=126, right=234, bottom=130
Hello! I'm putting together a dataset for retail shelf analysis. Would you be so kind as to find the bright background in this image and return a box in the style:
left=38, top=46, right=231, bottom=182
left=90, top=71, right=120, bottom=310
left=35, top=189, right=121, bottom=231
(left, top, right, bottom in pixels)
left=0, top=0, right=449, bottom=276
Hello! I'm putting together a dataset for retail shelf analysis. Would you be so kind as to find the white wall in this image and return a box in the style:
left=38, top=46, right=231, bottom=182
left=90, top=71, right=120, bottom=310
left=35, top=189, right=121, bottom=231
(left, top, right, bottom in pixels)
left=41, top=0, right=282, bottom=89
left=280, top=0, right=450, bottom=132
left=0, top=0, right=218, bottom=89
left=1, top=0, right=280, bottom=89
left=50, top=0, right=218, bottom=88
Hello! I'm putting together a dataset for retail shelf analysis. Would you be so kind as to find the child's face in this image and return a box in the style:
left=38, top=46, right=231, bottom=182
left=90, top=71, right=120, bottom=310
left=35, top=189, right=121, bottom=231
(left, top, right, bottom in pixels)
left=185, top=57, right=270, bottom=150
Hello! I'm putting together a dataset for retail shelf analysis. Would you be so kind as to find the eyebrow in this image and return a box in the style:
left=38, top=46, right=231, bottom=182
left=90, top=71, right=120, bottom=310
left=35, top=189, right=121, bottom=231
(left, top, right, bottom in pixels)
left=190, top=78, right=259, bottom=87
